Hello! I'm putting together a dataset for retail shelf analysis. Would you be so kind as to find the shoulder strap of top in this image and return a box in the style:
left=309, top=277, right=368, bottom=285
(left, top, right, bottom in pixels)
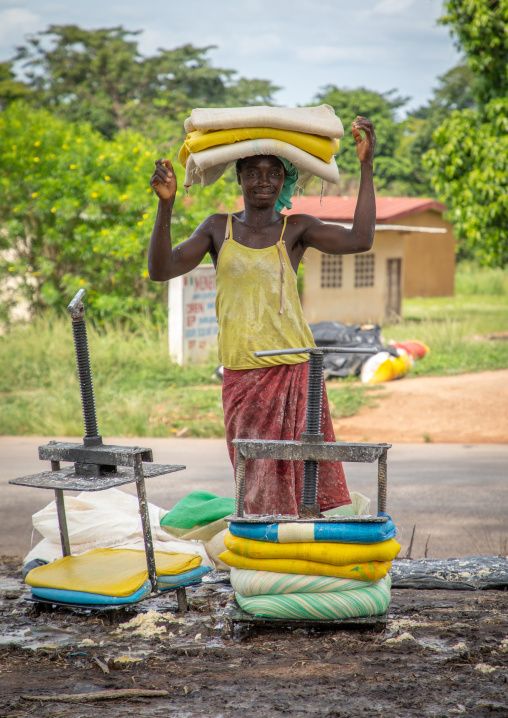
left=276, top=216, right=289, bottom=315
left=224, top=213, right=233, bottom=241
left=217, top=214, right=232, bottom=265
left=279, top=215, right=288, bottom=242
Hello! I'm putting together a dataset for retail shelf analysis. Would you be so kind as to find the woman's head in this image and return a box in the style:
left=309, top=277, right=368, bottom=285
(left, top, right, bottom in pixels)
left=236, top=155, right=298, bottom=211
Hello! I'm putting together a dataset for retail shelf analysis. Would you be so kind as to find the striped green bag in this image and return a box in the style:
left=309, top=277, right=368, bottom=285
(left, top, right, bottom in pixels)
left=235, top=575, right=391, bottom=620
left=231, top=568, right=373, bottom=596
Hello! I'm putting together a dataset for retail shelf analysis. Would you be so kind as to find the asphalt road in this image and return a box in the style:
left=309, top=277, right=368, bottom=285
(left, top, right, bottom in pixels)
left=1, top=436, right=506, bottom=561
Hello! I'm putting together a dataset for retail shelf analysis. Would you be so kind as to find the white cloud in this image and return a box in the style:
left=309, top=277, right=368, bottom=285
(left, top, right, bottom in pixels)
left=0, top=8, right=40, bottom=50
left=372, top=0, right=418, bottom=15
left=296, top=44, right=388, bottom=65
left=0, top=0, right=461, bottom=113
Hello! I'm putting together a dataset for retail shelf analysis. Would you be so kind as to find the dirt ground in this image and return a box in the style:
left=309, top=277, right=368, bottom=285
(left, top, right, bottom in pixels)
left=1, top=557, right=507, bottom=718
left=1, top=371, right=507, bottom=716
left=332, top=369, right=508, bottom=444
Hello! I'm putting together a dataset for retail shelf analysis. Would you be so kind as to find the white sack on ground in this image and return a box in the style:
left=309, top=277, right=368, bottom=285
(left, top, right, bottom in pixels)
left=204, top=529, right=230, bottom=572
left=24, top=488, right=213, bottom=567
left=184, top=104, right=344, bottom=138
left=31, top=488, right=163, bottom=546
left=184, top=139, right=339, bottom=188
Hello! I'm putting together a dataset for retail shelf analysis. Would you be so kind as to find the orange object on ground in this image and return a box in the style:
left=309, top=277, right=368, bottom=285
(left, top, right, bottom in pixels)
left=390, top=341, right=430, bottom=360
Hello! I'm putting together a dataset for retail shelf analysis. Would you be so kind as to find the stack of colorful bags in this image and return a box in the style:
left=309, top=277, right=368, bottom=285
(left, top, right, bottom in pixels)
left=178, top=104, right=344, bottom=197
left=22, top=488, right=226, bottom=607
left=219, top=516, right=401, bottom=620
left=25, top=548, right=210, bottom=606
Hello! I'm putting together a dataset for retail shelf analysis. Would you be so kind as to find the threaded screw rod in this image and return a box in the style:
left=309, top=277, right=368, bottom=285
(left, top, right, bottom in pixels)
left=301, top=351, right=324, bottom=508
left=305, top=352, right=324, bottom=435
left=67, top=290, right=102, bottom=447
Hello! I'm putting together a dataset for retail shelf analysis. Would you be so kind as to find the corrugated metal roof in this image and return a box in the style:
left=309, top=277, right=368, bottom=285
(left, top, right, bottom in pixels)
left=281, top=196, right=446, bottom=222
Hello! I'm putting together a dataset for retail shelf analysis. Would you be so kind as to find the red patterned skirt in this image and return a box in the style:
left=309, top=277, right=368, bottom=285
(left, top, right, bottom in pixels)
left=222, top=362, right=351, bottom=515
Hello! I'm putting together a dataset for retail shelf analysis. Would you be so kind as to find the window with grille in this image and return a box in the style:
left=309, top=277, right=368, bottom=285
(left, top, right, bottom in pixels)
left=355, top=254, right=375, bottom=288
left=320, top=254, right=343, bottom=288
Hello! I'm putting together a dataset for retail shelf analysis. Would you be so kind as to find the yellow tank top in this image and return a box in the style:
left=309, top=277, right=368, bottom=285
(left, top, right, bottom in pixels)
left=215, top=214, right=315, bottom=370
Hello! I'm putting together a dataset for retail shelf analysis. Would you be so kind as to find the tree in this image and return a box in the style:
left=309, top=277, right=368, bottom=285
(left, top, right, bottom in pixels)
left=439, top=0, right=508, bottom=104
left=423, top=1, right=508, bottom=267
left=12, top=25, right=280, bottom=139
left=424, top=99, right=508, bottom=267
left=403, top=64, right=476, bottom=194
left=0, top=61, right=30, bottom=110
left=312, top=86, right=417, bottom=195
left=0, top=103, right=237, bottom=323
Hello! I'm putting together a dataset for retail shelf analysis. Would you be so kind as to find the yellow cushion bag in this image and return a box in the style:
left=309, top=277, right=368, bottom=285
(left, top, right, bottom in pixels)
left=224, top=531, right=400, bottom=565
left=218, top=551, right=391, bottom=581
left=25, top=548, right=201, bottom=597
left=178, top=127, right=340, bottom=167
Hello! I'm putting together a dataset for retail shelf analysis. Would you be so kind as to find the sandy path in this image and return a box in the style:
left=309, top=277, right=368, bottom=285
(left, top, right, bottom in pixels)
left=333, top=369, right=508, bottom=444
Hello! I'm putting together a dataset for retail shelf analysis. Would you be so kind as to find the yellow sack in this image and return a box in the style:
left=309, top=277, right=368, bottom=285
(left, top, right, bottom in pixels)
left=218, top=551, right=391, bottom=581
left=224, top=531, right=400, bottom=565
left=25, top=548, right=201, bottom=597
left=178, top=127, right=340, bottom=167
left=361, top=351, right=411, bottom=384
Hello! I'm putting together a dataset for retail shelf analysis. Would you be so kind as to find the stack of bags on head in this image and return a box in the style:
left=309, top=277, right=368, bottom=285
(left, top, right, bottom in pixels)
left=178, top=105, right=344, bottom=209
left=219, top=512, right=401, bottom=620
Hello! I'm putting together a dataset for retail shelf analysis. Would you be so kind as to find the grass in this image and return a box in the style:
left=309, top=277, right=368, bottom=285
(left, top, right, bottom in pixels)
left=0, top=313, right=222, bottom=437
left=2, top=263, right=508, bottom=437
left=376, top=261, right=508, bottom=378
left=326, top=380, right=385, bottom=420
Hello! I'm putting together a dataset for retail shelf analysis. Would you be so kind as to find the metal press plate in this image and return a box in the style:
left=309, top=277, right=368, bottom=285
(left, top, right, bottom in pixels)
left=228, top=603, right=387, bottom=630
left=8, top=463, right=185, bottom=491
left=226, top=514, right=388, bottom=524
left=38, top=442, right=154, bottom=467
left=232, top=439, right=390, bottom=463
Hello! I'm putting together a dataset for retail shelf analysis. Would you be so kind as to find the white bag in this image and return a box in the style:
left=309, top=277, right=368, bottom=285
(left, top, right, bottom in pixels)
left=25, top=488, right=212, bottom=567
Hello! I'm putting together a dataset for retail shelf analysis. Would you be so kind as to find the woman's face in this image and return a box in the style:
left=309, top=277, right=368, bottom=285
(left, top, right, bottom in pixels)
left=237, top=156, right=285, bottom=207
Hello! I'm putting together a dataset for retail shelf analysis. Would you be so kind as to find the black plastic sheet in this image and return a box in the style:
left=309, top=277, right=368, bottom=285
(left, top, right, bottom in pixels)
left=391, top=556, right=508, bottom=590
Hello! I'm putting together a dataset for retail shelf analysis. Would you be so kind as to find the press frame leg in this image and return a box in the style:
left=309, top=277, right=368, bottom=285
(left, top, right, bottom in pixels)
left=235, top=452, right=246, bottom=517
left=377, top=449, right=387, bottom=514
left=176, top=587, right=188, bottom=612
left=134, top=454, right=158, bottom=593
left=51, top=461, right=71, bottom=558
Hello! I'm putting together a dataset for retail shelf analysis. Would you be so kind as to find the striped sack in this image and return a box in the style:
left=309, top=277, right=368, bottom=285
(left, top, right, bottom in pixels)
left=228, top=514, right=397, bottom=544
left=224, top=531, right=401, bottom=565
left=235, top=576, right=391, bottom=620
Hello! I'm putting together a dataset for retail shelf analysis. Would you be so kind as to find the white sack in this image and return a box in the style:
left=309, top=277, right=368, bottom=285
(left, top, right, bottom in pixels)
left=184, top=104, right=344, bottom=139
left=31, top=488, right=163, bottom=546
left=184, top=139, right=339, bottom=189
left=25, top=488, right=213, bottom=567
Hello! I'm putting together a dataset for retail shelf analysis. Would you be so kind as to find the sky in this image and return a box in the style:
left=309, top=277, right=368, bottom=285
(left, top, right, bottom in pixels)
left=0, top=0, right=461, bottom=115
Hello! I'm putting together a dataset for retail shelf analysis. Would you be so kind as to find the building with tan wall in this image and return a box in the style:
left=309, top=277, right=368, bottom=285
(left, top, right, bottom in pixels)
left=283, top=196, right=455, bottom=325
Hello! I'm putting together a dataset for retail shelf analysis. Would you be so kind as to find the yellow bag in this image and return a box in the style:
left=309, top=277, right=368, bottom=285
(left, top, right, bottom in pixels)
left=218, top=551, right=391, bottom=581
left=361, top=351, right=411, bottom=384
left=25, top=548, right=201, bottom=597
left=224, top=531, right=400, bottom=565
left=178, top=127, right=340, bottom=167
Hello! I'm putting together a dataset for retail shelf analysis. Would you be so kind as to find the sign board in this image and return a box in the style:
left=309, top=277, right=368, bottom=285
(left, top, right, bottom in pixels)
left=168, top=265, right=218, bottom=365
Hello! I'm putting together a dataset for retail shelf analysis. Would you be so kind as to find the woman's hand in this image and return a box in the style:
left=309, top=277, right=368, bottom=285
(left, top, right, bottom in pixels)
left=351, top=117, right=376, bottom=165
left=150, top=158, right=177, bottom=201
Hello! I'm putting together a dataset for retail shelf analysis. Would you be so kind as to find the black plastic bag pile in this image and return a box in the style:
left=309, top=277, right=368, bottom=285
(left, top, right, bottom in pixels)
left=309, top=321, right=397, bottom=379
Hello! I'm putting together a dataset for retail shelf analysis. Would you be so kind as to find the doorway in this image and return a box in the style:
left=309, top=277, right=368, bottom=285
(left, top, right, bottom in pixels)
left=386, top=258, right=402, bottom=322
